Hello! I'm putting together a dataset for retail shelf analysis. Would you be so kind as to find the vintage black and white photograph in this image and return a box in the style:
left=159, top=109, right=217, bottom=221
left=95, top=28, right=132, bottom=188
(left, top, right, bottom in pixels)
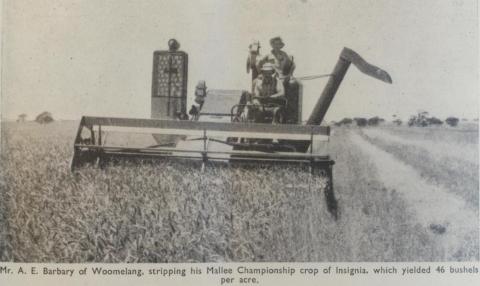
left=0, top=0, right=478, bottom=264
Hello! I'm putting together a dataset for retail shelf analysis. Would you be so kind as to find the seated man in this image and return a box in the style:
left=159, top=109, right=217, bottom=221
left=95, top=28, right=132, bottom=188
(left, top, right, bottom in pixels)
left=188, top=80, right=208, bottom=121
left=257, top=37, right=301, bottom=124
left=250, top=63, right=286, bottom=123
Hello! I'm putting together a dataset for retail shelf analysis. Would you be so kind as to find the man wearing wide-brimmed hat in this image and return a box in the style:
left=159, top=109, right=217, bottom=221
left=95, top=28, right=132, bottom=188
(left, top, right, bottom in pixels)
left=247, top=62, right=286, bottom=123
left=252, top=63, right=285, bottom=101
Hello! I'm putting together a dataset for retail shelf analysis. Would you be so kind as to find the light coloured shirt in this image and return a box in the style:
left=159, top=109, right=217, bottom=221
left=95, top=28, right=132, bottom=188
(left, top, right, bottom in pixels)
left=259, top=50, right=295, bottom=79
left=252, top=75, right=284, bottom=98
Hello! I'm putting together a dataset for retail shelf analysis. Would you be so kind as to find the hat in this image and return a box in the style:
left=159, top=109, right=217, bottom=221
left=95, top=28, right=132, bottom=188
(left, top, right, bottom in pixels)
left=261, top=63, right=275, bottom=72
left=269, top=37, right=285, bottom=48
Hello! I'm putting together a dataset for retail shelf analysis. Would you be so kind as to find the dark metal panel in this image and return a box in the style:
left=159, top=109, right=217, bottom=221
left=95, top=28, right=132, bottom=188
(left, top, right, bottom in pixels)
left=306, top=55, right=351, bottom=126
left=151, top=51, right=188, bottom=118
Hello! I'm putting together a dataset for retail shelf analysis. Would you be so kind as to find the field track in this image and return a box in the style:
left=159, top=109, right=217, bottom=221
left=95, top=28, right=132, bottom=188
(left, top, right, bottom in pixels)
left=349, top=131, right=477, bottom=258
left=363, top=128, right=477, bottom=164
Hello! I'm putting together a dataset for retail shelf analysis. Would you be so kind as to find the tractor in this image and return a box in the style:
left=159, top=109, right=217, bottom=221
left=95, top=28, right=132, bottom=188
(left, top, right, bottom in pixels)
left=71, top=39, right=392, bottom=218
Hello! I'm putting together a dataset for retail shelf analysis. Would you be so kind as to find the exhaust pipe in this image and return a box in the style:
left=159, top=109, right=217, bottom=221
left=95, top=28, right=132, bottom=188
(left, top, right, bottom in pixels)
left=306, top=48, right=392, bottom=125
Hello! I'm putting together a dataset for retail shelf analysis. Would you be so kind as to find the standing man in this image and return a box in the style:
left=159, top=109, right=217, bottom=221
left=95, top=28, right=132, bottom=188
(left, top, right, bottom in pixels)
left=259, top=37, right=296, bottom=83
left=246, top=40, right=262, bottom=88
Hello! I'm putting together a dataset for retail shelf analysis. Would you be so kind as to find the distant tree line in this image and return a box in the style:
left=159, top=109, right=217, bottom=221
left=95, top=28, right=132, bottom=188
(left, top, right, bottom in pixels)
left=408, top=112, right=460, bottom=127
left=334, top=116, right=386, bottom=127
left=408, top=111, right=442, bottom=127
left=332, top=112, right=466, bottom=128
left=16, top=112, right=55, bottom=124
left=35, top=112, right=54, bottom=124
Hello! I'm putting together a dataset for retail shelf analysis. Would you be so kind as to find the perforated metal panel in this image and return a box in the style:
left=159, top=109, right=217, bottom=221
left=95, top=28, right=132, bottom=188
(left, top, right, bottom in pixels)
left=151, top=51, right=188, bottom=119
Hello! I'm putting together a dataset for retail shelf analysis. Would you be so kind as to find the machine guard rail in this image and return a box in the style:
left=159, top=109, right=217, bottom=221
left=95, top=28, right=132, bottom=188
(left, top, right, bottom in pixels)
left=71, top=116, right=333, bottom=172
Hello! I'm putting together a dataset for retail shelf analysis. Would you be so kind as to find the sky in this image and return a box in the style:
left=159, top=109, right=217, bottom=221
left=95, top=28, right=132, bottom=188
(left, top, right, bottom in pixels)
left=1, top=0, right=478, bottom=122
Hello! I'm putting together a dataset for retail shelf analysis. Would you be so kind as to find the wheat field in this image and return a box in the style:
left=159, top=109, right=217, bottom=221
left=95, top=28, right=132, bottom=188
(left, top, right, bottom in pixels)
left=0, top=121, right=478, bottom=262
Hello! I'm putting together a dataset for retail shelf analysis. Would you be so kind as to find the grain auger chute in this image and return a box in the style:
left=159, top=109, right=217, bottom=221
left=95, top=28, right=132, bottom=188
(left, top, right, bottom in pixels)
left=71, top=39, right=391, bottom=218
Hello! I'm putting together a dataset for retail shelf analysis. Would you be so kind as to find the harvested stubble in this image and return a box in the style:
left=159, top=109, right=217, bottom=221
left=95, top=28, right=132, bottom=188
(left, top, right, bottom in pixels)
left=359, top=129, right=479, bottom=208
left=327, top=128, right=479, bottom=261
left=0, top=122, right=334, bottom=262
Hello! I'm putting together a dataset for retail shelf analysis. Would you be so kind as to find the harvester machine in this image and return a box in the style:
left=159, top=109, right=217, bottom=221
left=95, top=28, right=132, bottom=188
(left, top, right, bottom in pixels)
left=71, top=39, right=391, bottom=218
